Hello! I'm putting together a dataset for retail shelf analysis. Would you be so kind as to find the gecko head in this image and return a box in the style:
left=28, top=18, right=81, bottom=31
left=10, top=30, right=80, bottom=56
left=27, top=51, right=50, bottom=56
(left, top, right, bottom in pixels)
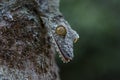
left=50, top=16, right=79, bottom=63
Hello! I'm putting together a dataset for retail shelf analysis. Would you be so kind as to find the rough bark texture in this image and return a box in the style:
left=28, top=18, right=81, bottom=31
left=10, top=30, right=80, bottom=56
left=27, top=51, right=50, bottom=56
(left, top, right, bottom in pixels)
left=0, top=0, right=60, bottom=80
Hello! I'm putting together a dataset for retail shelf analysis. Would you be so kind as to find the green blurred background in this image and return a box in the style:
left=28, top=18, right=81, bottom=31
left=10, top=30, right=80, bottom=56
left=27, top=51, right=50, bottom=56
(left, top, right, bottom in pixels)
left=57, top=0, right=120, bottom=80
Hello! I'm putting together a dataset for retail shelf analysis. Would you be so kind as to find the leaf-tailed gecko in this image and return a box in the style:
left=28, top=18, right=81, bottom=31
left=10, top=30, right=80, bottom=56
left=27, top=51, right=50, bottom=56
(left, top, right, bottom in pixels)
left=34, top=0, right=79, bottom=63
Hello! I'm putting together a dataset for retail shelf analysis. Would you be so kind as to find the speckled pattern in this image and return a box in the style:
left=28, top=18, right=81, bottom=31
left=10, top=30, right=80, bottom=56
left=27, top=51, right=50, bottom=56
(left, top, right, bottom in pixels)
left=0, top=0, right=79, bottom=79
left=37, top=0, right=79, bottom=62
left=0, top=0, right=59, bottom=80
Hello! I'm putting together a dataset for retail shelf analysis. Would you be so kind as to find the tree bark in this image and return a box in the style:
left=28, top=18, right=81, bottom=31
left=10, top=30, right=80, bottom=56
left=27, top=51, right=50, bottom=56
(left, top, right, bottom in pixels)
left=0, top=0, right=60, bottom=80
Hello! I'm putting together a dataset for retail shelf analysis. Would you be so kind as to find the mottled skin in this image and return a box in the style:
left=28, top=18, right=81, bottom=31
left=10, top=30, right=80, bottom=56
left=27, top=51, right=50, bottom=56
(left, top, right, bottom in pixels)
left=41, top=15, right=79, bottom=63
left=35, top=0, right=79, bottom=62
left=50, top=16, right=79, bottom=62
left=0, top=0, right=79, bottom=80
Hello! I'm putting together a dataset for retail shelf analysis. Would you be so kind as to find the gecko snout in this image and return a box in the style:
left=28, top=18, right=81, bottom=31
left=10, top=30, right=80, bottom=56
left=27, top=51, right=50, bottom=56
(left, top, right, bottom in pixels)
left=74, top=38, right=79, bottom=43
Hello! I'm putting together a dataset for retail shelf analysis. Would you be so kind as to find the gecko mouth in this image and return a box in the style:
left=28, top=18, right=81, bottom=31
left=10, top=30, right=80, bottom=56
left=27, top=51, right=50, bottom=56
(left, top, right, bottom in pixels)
left=54, top=39, right=72, bottom=63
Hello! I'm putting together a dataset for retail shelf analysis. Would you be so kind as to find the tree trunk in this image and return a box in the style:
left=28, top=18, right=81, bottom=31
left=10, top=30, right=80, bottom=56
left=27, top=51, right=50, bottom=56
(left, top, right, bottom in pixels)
left=0, top=0, right=60, bottom=80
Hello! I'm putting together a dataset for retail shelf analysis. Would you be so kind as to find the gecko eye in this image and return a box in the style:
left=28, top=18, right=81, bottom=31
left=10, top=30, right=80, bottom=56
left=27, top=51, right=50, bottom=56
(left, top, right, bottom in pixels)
left=55, top=25, right=67, bottom=36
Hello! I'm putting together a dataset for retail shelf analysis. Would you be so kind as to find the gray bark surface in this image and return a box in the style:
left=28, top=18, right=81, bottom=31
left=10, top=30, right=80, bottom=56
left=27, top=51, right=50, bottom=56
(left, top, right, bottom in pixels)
left=0, top=0, right=60, bottom=80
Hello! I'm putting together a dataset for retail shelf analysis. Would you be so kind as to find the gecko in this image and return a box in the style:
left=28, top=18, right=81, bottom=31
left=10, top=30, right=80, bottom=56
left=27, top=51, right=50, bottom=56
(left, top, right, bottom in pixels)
left=34, top=0, right=80, bottom=63
left=41, top=15, right=79, bottom=63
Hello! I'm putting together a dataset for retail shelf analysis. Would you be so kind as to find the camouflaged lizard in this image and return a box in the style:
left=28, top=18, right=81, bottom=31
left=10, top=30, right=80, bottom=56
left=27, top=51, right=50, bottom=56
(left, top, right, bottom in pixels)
left=34, top=0, right=79, bottom=63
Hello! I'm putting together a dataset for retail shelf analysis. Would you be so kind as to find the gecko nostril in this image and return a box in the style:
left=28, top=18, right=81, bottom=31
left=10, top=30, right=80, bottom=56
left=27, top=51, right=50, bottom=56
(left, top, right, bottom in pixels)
left=73, top=38, right=79, bottom=43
